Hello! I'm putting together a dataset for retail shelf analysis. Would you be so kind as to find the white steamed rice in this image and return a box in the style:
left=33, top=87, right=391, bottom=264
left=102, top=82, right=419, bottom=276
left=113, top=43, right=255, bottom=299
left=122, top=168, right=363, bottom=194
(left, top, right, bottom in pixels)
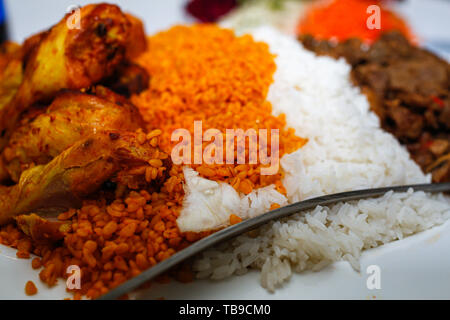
left=176, top=27, right=450, bottom=291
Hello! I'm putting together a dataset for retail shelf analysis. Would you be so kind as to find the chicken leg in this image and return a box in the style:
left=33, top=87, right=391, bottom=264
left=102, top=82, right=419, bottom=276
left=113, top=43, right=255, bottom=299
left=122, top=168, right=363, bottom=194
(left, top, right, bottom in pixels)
left=0, top=130, right=168, bottom=225
left=0, top=3, right=132, bottom=150
left=0, top=86, right=145, bottom=182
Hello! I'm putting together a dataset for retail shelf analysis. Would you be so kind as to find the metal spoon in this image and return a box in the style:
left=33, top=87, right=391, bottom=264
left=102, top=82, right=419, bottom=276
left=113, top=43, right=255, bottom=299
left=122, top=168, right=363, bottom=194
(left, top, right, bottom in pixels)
left=98, top=182, right=450, bottom=300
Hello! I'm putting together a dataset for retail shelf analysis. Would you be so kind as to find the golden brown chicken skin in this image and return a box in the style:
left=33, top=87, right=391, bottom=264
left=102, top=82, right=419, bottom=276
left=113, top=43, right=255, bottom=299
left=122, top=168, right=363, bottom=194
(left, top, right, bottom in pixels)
left=124, top=13, right=148, bottom=60
left=0, top=130, right=167, bottom=225
left=0, top=86, right=145, bottom=182
left=0, top=42, right=23, bottom=114
left=0, top=3, right=132, bottom=150
left=15, top=214, right=71, bottom=243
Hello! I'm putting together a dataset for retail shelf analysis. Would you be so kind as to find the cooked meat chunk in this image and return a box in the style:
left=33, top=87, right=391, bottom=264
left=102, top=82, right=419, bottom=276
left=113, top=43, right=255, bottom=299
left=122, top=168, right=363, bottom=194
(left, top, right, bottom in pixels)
left=299, top=31, right=450, bottom=182
left=388, top=106, right=424, bottom=140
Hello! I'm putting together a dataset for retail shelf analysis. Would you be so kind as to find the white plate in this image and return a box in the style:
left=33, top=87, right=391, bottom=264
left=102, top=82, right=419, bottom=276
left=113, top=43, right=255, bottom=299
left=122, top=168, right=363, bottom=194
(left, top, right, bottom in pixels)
left=2, top=218, right=450, bottom=299
left=137, top=219, right=450, bottom=300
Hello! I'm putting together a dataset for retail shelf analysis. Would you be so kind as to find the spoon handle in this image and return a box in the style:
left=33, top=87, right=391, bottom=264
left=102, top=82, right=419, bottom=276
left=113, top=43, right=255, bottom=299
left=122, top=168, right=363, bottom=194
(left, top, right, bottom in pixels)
left=98, top=182, right=450, bottom=300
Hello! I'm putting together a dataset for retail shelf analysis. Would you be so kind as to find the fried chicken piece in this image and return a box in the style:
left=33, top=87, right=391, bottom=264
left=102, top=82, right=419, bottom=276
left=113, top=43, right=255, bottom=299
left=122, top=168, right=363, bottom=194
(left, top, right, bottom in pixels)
left=0, top=3, right=132, bottom=150
left=124, top=13, right=147, bottom=60
left=0, top=42, right=22, bottom=70
left=15, top=214, right=71, bottom=243
left=0, top=42, right=24, bottom=114
left=101, top=13, right=149, bottom=97
left=21, top=31, right=48, bottom=66
left=102, top=62, right=150, bottom=97
left=0, top=131, right=167, bottom=225
left=0, top=86, right=145, bottom=182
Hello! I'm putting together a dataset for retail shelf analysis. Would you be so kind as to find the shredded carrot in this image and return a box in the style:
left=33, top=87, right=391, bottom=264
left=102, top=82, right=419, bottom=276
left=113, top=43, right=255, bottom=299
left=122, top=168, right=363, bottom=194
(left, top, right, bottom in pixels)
left=297, top=0, right=415, bottom=44
left=270, top=203, right=281, bottom=210
left=229, top=214, right=242, bottom=225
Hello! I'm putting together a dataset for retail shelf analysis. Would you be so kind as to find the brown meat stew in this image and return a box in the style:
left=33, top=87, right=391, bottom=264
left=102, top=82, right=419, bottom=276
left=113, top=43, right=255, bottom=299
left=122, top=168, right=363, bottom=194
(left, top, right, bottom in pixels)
left=299, top=32, right=450, bottom=183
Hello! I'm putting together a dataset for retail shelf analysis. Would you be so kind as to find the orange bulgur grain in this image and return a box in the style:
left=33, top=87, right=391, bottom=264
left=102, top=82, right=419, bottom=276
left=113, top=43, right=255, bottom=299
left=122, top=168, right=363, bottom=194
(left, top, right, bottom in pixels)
left=31, top=257, right=42, bottom=269
left=25, top=281, right=38, bottom=296
left=132, top=24, right=306, bottom=193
